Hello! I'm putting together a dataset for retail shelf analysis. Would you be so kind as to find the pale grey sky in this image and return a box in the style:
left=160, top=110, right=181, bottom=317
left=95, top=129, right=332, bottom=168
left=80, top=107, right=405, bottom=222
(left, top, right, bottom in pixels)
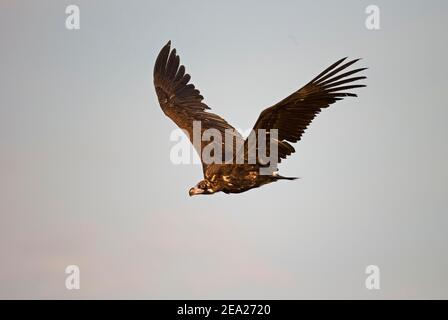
left=0, top=0, right=447, bottom=299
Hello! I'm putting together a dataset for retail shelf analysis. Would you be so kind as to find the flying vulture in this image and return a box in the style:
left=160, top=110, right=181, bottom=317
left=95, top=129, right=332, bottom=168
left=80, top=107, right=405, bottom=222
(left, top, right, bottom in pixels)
left=153, top=41, right=366, bottom=196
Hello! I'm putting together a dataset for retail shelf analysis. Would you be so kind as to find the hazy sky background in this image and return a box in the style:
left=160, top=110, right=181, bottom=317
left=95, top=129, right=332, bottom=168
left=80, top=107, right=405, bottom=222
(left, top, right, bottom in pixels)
left=1, top=0, right=447, bottom=299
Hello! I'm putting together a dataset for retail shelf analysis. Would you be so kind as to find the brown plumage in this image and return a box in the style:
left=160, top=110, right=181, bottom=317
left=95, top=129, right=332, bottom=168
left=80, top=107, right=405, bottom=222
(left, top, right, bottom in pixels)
left=153, top=41, right=367, bottom=196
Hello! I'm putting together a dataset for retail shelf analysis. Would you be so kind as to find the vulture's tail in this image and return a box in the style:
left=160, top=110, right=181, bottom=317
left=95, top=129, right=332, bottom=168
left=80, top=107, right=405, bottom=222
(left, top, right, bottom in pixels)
left=275, top=174, right=299, bottom=180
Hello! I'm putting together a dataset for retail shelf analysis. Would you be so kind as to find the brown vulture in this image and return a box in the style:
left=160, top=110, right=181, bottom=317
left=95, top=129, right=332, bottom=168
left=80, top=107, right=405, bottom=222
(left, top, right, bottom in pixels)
left=153, top=41, right=367, bottom=196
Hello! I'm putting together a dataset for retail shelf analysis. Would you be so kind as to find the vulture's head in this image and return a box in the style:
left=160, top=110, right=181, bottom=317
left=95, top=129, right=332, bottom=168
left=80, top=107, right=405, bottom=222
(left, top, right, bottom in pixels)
left=189, top=179, right=216, bottom=196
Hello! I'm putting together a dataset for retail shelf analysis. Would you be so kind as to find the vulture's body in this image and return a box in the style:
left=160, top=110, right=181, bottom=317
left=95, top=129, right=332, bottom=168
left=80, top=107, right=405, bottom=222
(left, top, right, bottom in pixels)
left=153, top=41, right=367, bottom=196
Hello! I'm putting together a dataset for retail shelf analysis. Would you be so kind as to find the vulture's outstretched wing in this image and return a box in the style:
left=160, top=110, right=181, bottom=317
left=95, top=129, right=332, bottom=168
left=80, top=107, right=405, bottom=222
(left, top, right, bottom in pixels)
left=244, top=57, right=367, bottom=165
left=154, top=41, right=244, bottom=174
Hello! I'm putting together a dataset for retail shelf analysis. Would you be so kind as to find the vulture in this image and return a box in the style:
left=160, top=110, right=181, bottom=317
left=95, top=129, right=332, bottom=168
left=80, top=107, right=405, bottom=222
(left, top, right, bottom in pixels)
left=153, top=41, right=367, bottom=196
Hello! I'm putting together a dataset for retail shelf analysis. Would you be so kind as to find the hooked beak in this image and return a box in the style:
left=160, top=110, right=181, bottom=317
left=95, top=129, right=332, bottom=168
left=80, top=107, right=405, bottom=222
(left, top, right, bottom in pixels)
left=189, top=187, right=204, bottom=196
